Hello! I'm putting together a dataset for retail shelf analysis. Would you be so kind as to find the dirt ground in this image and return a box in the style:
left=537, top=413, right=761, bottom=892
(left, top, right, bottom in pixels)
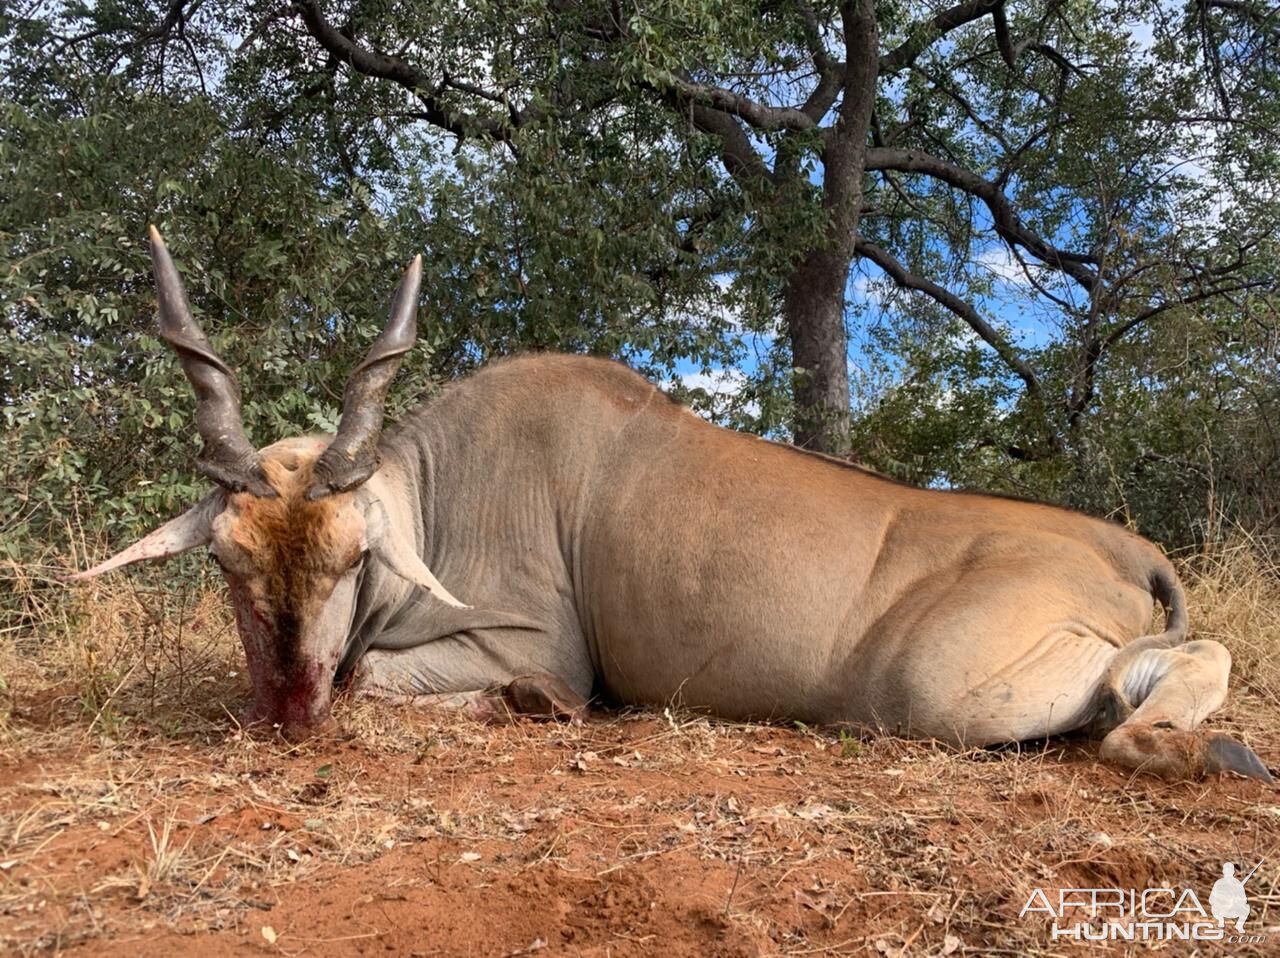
left=2, top=547, right=1279, bottom=956
left=2, top=688, right=1278, bottom=956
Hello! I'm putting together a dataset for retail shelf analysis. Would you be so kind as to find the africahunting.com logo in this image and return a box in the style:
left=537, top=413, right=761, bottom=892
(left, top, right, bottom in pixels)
left=1021, top=860, right=1267, bottom=943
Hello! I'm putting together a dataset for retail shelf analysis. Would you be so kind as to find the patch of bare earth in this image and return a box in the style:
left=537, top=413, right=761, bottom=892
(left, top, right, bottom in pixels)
left=1, top=538, right=1278, bottom=956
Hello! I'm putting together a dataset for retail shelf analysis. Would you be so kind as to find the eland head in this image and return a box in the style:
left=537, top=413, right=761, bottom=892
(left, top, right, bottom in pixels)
left=73, top=227, right=466, bottom=739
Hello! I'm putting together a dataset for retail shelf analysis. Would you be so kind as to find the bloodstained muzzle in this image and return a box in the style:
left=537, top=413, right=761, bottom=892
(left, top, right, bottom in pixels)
left=226, top=577, right=346, bottom=740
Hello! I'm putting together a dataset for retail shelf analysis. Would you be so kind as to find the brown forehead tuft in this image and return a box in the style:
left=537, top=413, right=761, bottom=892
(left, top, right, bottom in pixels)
left=259, top=452, right=321, bottom=499
left=228, top=450, right=360, bottom=572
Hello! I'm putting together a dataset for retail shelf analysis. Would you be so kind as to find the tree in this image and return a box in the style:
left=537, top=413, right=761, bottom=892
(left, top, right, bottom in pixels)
left=2, top=0, right=1278, bottom=556
left=257, top=0, right=1279, bottom=456
left=0, top=90, right=425, bottom=553
left=0, top=0, right=745, bottom=557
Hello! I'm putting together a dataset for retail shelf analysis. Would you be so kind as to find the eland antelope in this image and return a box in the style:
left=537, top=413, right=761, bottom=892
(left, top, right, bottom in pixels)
left=74, top=228, right=1274, bottom=785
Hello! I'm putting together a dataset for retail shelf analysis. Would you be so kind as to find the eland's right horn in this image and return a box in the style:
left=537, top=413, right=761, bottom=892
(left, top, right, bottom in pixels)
left=149, top=226, right=273, bottom=497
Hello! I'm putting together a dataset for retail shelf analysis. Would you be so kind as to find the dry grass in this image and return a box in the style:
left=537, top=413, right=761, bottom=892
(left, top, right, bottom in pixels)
left=0, top=533, right=1278, bottom=956
left=1182, top=532, right=1280, bottom=723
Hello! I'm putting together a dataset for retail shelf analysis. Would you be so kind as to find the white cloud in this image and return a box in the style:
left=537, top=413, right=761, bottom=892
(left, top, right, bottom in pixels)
left=850, top=267, right=891, bottom=306
left=975, top=244, right=1032, bottom=286
left=666, top=367, right=761, bottom=420
left=679, top=368, right=745, bottom=394
left=1127, top=20, right=1156, bottom=57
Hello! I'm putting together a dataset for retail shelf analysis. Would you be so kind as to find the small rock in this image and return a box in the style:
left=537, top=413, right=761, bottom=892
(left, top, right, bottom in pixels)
left=1088, top=831, right=1114, bottom=849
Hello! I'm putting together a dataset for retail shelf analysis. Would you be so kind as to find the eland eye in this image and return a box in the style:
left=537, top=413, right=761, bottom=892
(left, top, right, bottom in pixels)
left=207, top=549, right=233, bottom=574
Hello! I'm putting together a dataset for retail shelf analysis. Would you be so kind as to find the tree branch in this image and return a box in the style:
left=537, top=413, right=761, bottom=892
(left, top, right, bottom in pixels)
left=142, top=0, right=199, bottom=44
left=856, top=237, right=1044, bottom=399
left=797, top=3, right=845, bottom=121
left=1017, top=41, right=1084, bottom=76
left=864, top=147, right=1099, bottom=289
left=45, top=0, right=202, bottom=68
left=995, top=122, right=1056, bottom=189
left=653, top=78, right=774, bottom=187
left=291, top=0, right=525, bottom=142
left=911, top=63, right=1013, bottom=154
left=651, top=70, right=817, bottom=131
left=992, top=2, right=1018, bottom=69
left=685, top=104, right=775, bottom=185
left=1200, top=0, right=1280, bottom=29
left=1101, top=279, right=1273, bottom=350
left=1006, top=241, right=1076, bottom=312
left=880, top=0, right=1003, bottom=74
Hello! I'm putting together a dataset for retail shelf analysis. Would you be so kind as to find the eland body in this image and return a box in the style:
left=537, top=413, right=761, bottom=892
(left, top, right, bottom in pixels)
left=76, top=230, right=1273, bottom=785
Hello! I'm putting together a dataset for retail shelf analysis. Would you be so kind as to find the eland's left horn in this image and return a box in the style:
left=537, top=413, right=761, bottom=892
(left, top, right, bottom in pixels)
left=308, top=255, right=422, bottom=500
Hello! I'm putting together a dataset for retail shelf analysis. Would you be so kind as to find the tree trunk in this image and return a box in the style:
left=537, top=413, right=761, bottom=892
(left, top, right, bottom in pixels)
left=783, top=0, right=878, bottom=456
left=785, top=252, right=853, bottom=453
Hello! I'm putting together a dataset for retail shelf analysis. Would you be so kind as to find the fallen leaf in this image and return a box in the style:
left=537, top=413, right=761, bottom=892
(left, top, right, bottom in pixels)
left=793, top=888, right=835, bottom=915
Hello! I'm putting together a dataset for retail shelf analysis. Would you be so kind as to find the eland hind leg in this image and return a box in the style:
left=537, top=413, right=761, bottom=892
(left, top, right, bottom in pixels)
left=1096, top=639, right=1273, bottom=783
left=923, top=630, right=1116, bottom=747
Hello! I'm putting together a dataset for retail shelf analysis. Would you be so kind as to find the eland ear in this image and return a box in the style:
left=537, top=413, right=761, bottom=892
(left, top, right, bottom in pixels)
left=365, top=499, right=469, bottom=609
left=69, top=492, right=224, bottom=580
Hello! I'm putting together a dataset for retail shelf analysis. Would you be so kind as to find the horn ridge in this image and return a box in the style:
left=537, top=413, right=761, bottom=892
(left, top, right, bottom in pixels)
left=308, top=255, right=422, bottom=500
left=148, top=226, right=274, bottom=498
